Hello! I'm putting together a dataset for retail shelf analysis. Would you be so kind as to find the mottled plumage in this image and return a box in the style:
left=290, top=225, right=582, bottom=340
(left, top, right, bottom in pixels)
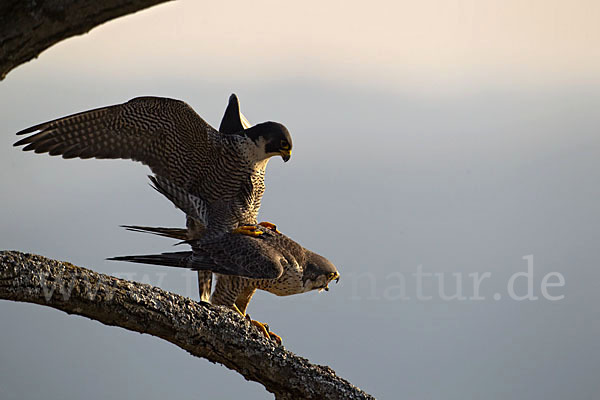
left=118, top=176, right=339, bottom=342
left=110, top=224, right=340, bottom=314
left=14, top=94, right=291, bottom=302
left=14, top=95, right=292, bottom=234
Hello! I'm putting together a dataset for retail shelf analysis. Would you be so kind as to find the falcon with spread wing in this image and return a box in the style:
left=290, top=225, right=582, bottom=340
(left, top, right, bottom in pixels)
left=15, top=94, right=292, bottom=301
left=14, top=95, right=292, bottom=234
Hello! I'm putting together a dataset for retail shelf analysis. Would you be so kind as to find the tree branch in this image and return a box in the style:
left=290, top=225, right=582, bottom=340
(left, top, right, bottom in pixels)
left=0, top=250, right=374, bottom=400
left=0, top=0, right=173, bottom=80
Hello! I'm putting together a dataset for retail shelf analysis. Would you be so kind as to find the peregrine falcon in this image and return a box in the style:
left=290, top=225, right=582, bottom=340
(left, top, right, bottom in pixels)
left=110, top=223, right=340, bottom=343
left=14, top=94, right=292, bottom=301
left=14, top=95, right=292, bottom=233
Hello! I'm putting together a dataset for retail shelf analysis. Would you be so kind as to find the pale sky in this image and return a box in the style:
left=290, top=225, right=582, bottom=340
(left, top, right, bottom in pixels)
left=34, top=0, right=600, bottom=89
left=1, top=1, right=599, bottom=399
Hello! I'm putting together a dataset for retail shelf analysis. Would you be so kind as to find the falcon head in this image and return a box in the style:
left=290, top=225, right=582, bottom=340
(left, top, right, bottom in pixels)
left=245, top=122, right=293, bottom=162
left=302, top=252, right=340, bottom=293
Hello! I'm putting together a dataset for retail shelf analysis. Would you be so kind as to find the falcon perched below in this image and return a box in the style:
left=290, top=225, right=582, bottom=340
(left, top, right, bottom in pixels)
left=111, top=222, right=340, bottom=343
left=14, top=94, right=292, bottom=301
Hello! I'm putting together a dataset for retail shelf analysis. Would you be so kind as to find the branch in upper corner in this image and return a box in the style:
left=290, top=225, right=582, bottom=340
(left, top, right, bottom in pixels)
left=0, top=250, right=375, bottom=400
left=0, top=0, right=174, bottom=80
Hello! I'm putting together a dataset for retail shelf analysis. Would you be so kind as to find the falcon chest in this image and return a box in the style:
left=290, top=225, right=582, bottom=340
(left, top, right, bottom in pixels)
left=248, top=160, right=268, bottom=212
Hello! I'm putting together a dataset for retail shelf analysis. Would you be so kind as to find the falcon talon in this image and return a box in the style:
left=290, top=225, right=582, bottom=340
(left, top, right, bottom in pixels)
left=232, top=226, right=264, bottom=237
left=237, top=225, right=257, bottom=231
left=258, top=221, right=281, bottom=233
left=269, top=332, right=283, bottom=345
left=250, top=320, right=272, bottom=339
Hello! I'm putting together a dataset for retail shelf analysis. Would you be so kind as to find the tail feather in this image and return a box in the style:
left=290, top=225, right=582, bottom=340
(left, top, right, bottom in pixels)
left=121, top=225, right=188, bottom=240
left=108, top=251, right=193, bottom=269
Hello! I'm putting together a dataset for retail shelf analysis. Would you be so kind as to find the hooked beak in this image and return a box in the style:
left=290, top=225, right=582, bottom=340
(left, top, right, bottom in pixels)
left=323, top=272, right=340, bottom=291
left=280, top=149, right=291, bottom=162
left=329, top=271, right=340, bottom=283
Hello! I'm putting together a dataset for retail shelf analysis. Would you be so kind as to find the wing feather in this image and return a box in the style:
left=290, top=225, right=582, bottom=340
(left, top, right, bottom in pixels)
left=191, top=233, right=284, bottom=279
left=109, top=233, right=284, bottom=280
left=15, top=97, right=219, bottom=185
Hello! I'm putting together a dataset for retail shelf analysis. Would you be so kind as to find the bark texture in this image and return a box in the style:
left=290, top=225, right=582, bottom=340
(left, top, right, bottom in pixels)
left=0, top=250, right=375, bottom=400
left=0, top=0, right=173, bottom=80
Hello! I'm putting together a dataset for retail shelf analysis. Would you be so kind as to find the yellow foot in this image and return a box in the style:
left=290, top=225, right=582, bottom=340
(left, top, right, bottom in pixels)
left=258, top=221, right=281, bottom=233
left=251, top=320, right=282, bottom=345
left=233, top=225, right=264, bottom=237
left=268, top=331, right=282, bottom=345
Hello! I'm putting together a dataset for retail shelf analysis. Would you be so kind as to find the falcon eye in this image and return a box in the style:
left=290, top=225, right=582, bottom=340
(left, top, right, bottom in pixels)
left=280, top=140, right=290, bottom=150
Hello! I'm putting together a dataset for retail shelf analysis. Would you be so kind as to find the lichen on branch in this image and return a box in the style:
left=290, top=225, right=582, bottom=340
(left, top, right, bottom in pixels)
left=0, top=250, right=374, bottom=400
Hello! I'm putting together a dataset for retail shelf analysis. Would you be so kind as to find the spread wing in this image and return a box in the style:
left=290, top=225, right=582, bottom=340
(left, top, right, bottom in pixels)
left=149, top=174, right=253, bottom=235
left=148, top=175, right=210, bottom=226
left=14, top=96, right=221, bottom=188
left=219, top=94, right=252, bottom=134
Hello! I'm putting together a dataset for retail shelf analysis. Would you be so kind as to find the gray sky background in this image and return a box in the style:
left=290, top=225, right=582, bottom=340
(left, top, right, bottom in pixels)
left=1, top=1, right=599, bottom=399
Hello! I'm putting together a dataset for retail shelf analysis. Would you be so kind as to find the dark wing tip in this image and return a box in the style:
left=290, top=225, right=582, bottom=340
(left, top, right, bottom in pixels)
left=147, top=174, right=159, bottom=186
left=220, top=93, right=245, bottom=134
left=15, top=123, right=46, bottom=136
left=106, top=255, right=150, bottom=263
left=14, top=134, right=39, bottom=147
left=107, top=251, right=193, bottom=268
left=120, top=225, right=189, bottom=241
left=107, top=255, right=133, bottom=262
left=13, top=138, right=28, bottom=147
left=120, top=225, right=144, bottom=232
